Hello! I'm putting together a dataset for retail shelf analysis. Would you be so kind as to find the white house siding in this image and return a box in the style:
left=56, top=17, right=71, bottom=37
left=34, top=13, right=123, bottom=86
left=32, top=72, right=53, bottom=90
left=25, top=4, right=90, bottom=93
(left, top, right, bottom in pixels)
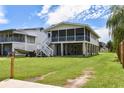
left=12, top=42, right=38, bottom=55
left=90, top=33, right=99, bottom=46
left=14, top=29, right=48, bottom=45
left=35, top=30, right=48, bottom=45
left=12, top=42, right=26, bottom=51
left=13, top=29, right=48, bottom=52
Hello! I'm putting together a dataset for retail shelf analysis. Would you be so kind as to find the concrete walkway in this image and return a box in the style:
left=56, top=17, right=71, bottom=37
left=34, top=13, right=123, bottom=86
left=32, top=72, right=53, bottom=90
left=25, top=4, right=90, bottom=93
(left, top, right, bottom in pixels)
left=0, top=79, right=61, bottom=88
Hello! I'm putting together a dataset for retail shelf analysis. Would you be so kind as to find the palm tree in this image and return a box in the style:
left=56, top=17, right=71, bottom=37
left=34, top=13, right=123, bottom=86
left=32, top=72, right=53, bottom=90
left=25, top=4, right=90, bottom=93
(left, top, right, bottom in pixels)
left=106, top=5, right=124, bottom=59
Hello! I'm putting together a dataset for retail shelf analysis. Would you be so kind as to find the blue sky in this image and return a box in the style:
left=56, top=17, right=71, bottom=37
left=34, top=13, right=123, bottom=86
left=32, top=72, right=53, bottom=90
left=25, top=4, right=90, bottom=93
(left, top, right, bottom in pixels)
left=0, top=5, right=111, bottom=43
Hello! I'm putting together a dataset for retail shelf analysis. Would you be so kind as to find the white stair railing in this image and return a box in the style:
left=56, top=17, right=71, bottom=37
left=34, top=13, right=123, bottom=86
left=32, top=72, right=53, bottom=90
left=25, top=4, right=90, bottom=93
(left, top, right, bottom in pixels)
left=36, top=38, right=53, bottom=56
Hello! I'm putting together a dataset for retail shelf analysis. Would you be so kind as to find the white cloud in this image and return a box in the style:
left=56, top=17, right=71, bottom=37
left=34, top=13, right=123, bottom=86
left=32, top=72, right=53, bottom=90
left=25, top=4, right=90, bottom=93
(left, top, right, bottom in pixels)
left=0, top=6, right=8, bottom=24
left=94, top=26, right=111, bottom=43
left=0, top=18, right=8, bottom=24
left=46, top=5, right=91, bottom=25
left=77, top=5, right=110, bottom=21
left=37, top=5, right=110, bottom=25
left=0, top=12, right=4, bottom=17
left=37, top=5, right=52, bottom=16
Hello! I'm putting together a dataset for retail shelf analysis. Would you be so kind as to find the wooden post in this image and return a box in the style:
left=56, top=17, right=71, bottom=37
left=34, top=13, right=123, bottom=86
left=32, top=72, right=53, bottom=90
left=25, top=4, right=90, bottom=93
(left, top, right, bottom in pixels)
left=10, top=52, right=15, bottom=79
left=122, top=41, right=124, bottom=68
left=118, top=43, right=121, bottom=64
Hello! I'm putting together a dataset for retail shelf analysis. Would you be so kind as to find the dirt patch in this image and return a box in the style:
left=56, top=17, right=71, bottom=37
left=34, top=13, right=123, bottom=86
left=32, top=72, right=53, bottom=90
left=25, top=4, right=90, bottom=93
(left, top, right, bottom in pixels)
left=25, top=71, right=56, bottom=82
left=64, top=68, right=94, bottom=88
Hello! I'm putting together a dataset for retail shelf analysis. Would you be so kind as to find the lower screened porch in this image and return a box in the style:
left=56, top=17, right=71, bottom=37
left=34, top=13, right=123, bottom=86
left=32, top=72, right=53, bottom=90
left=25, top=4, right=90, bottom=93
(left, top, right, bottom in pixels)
left=51, top=43, right=99, bottom=56
left=0, top=43, right=12, bottom=56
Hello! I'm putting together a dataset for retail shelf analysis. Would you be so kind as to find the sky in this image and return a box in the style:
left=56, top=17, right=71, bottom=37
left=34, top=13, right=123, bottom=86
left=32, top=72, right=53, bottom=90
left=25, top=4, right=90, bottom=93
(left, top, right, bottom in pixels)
left=0, top=5, right=111, bottom=43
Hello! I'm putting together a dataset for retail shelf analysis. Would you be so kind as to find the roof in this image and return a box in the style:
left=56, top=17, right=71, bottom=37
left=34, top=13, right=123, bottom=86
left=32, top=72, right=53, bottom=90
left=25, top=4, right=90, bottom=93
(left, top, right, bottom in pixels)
left=0, top=29, right=15, bottom=32
left=0, top=27, right=43, bottom=32
left=44, top=22, right=100, bottom=38
left=16, top=27, right=43, bottom=31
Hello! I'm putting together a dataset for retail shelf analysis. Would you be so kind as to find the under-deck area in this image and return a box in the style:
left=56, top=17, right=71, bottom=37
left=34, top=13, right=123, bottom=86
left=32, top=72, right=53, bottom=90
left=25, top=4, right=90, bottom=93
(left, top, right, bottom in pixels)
left=0, top=43, right=12, bottom=56
left=53, top=43, right=99, bottom=56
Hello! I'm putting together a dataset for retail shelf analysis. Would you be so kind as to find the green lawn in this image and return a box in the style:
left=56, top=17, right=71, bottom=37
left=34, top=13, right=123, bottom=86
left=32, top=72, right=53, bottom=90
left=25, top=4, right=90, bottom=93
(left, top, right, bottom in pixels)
left=0, top=53, right=124, bottom=88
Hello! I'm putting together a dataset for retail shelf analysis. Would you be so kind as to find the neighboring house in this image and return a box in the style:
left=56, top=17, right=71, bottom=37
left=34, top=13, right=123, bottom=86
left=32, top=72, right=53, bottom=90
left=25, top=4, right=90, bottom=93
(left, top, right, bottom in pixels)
left=99, top=42, right=108, bottom=52
left=44, top=22, right=100, bottom=56
left=0, top=22, right=100, bottom=56
left=0, top=28, right=44, bottom=56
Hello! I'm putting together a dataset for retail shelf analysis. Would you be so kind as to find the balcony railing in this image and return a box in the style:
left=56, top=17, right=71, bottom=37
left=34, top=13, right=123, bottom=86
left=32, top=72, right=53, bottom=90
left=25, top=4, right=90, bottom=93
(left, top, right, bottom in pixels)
left=76, top=35, right=84, bottom=41
left=59, top=36, right=66, bottom=41
left=0, top=37, right=25, bottom=42
left=52, top=37, right=58, bottom=42
left=51, top=35, right=89, bottom=42
left=85, top=35, right=90, bottom=42
left=67, top=36, right=74, bottom=41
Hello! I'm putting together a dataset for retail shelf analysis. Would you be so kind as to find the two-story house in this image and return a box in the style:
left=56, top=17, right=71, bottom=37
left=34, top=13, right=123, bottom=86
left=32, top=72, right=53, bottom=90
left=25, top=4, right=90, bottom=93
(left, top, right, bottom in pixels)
left=44, top=22, right=100, bottom=56
left=0, top=28, right=44, bottom=56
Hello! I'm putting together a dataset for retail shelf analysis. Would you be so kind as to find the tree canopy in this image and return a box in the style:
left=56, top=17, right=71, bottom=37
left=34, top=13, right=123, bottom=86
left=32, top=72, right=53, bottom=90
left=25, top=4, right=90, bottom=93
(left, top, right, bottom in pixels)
left=106, top=5, right=124, bottom=51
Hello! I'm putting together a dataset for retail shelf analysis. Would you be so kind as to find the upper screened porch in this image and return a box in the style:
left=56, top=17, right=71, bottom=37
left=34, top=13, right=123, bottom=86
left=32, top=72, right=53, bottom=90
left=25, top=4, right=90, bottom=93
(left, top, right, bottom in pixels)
left=0, top=31, right=36, bottom=44
left=49, top=27, right=90, bottom=42
left=45, top=22, right=100, bottom=44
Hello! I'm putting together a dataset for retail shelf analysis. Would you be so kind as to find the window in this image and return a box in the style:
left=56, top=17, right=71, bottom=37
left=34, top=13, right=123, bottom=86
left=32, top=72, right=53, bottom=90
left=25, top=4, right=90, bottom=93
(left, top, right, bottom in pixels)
left=13, top=34, right=25, bottom=42
left=67, top=29, right=74, bottom=41
left=76, top=28, right=84, bottom=41
left=27, top=36, right=35, bottom=43
left=52, top=30, right=58, bottom=42
left=59, top=30, right=66, bottom=41
left=85, top=29, right=90, bottom=41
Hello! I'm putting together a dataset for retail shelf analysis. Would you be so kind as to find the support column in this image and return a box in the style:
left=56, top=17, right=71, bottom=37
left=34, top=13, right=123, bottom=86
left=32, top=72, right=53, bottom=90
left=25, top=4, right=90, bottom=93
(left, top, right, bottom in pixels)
left=51, top=44, right=56, bottom=56
left=89, top=44, right=90, bottom=55
left=58, top=30, right=59, bottom=42
left=65, top=44, right=68, bottom=55
left=93, top=45, right=95, bottom=55
left=91, top=44, right=93, bottom=55
left=61, top=43, right=63, bottom=56
left=88, top=43, right=89, bottom=56
left=97, top=46, right=99, bottom=54
left=83, top=42, right=86, bottom=55
left=83, top=42, right=86, bottom=56
left=25, top=35, right=27, bottom=50
left=95, top=46, right=97, bottom=54
left=82, top=43, right=83, bottom=55
left=74, top=28, right=76, bottom=41
left=12, top=44, right=14, bottom=52
left=1, top=44, right=3, bottom=56
left=66, top=29, right=67, bottom=41
left=51, top=32, right=52, bottom=42
left=93, top=45, right=94, bottom=55
left=86, top=43, right=87, bottom=56
left=94, top=45, right=95, bottom=54
left=90, top=44, right=92, bottom=55
left=95, top=46, right=96, bottom=54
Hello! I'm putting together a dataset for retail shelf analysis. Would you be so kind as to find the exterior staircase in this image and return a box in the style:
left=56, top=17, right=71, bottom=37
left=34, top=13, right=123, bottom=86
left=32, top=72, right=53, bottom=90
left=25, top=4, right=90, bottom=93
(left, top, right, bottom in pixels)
left=36, top=38, right=53, bottom=57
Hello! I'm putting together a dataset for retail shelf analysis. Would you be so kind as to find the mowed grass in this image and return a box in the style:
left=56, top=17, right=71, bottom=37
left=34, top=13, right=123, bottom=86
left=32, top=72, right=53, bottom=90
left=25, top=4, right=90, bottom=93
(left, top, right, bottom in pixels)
left=0, top=53, right=124, bottom=88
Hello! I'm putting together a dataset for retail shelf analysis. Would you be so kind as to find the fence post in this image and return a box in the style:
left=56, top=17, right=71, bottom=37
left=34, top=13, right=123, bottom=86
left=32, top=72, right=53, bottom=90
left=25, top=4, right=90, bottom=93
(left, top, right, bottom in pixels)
left=118, top=44, right=121, bottom=64
left=122, top=41, right=124, bottom=68
left=10, top=53, right=15, bottom=79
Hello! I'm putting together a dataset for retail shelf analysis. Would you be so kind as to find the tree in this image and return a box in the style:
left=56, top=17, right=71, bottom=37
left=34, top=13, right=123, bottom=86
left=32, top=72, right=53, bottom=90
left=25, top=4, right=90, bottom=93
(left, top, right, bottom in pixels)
left=106, top=5, right=124, bottom=56
left=106, top=40, right=113, bottom=52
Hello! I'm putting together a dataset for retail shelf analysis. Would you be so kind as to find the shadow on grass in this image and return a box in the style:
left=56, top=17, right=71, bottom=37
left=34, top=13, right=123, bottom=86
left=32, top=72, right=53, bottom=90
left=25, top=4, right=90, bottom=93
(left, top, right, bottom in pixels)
left=1, top=54, right=100, bottom=59
left=54, top=54, right=99, bottom=58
